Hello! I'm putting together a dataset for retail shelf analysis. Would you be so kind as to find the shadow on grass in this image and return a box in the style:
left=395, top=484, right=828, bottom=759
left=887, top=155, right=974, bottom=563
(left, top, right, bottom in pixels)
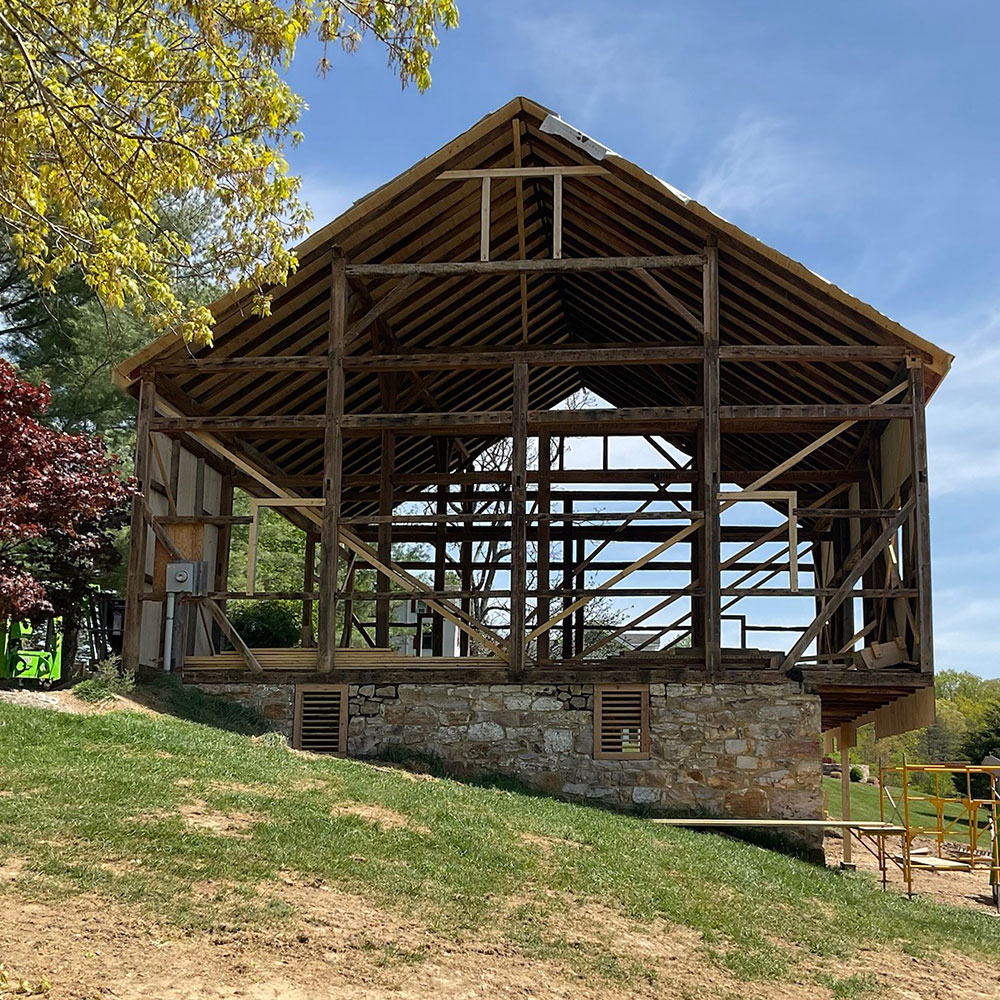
left=131, top=673, right=270, bottom=736
left=368, top=743, right=826, bottom=864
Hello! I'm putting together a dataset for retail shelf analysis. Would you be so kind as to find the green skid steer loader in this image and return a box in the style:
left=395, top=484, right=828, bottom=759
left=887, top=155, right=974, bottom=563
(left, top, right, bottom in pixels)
left=0, top=618, right=63, bottom=686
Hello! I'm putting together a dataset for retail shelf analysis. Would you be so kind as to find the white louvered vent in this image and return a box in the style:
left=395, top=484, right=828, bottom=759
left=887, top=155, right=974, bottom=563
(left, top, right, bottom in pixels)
left=594, top=685, right=649, bottom=760
left=294, top=685, right=347, bottom=754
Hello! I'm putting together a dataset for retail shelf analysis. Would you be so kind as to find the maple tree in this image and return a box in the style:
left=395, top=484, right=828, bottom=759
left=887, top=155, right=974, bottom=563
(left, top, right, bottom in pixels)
left=0, top=358, right=132, bottom=624
left=0, top=0, right=459, bottom=346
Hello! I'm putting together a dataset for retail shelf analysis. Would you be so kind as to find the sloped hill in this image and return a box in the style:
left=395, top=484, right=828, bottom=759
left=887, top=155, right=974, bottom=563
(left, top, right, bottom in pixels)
left=0, top=689, right=998, bottom=1000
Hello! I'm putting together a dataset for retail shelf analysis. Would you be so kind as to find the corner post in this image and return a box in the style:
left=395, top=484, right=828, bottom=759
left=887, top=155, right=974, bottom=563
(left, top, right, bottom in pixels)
left=122, top=373, right=155, bottom=673
left=701, top=239, right=722, bottom=678
left=318, top=247, right=347, bottom=672
left=510, top=363, right=528, bottom=677
left=213, top=471, right=235, bottom=650
left=909, top=362, right=933, bottom=673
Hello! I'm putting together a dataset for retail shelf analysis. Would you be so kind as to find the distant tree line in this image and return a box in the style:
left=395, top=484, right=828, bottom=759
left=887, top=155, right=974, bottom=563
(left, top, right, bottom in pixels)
left=853, top=669, right=1000, bottom=790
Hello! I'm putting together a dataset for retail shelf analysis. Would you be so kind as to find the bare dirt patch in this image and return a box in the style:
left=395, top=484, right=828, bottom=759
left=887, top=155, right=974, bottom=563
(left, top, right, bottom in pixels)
left=520, top=832, right=589, bottom=853
left=0, top=888, right=618, bottom=1000
left=208, top=780, right=280, bottom=795
left=132, top=800, right=264, bottom=837
left=0, top=856, right=27, bottom=883
left=0, top=688, right=102, bottom=715
left=290, top=777, right=336, bottom=792
left=0, top=685, right=167, bottom=717
left=824, top=833, right=1000, bottom=912
left=2, top=884, right=999, bottom=1000
left=332, top=802, right=430, bottom=835
left=178, top=800, right=262, bottom=837
left=827, top=946, right=1000, bottom=1000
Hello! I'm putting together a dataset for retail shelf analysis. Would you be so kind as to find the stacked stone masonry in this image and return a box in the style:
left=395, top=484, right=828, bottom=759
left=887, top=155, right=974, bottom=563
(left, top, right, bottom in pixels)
left=195, top=680, right=822, bottom=824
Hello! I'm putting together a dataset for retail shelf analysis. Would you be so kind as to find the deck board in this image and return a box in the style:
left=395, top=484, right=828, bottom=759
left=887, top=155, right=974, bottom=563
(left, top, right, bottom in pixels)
left=183, top=649, right=500, bottom=671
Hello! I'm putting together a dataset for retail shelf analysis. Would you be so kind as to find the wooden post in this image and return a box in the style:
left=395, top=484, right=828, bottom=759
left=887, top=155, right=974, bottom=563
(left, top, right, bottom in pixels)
left=122, top=375, right=155, bottom=673
left=184, top=457, right=208, bottom=658
left=339, top=553, right=356, bottom=647
left=701, top=239, right=722, bottom=678
left=909, top=364, right=934, bottom=673
left=536, top=432, right=551, bottom=663
left=460, top=489, right=472, bottom=657
left=302, top=533, right=316, bottom=647
left=213, top=471, right=234, bottom=650
left=509, top=363, right=528, bottom=677
left=562, top=497, right=573, bottom=658
left=829, top=499, right=855, bottom=654
left=376, top=429, right=394, bottom=648
left=840, top=723, right=855, bottom=866
left=432, top=444, right=448, bottom=656
left=318, top=247, right=347, bottom=672
left=574, top=528, right=586, bottom=656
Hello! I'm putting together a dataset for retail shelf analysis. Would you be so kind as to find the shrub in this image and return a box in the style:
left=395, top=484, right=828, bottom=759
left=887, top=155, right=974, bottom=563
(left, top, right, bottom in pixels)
left=850, top=766, right=864, bottom=783
left=74, top=657, right=135, bottom=702
left=226, top=601, right=300, bottom=648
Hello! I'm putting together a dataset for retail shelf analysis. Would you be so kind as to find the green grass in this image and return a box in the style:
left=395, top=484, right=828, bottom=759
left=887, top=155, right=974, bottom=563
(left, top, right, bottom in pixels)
left=824, top=777, right=991, bottom=843
left=1, top=694, right=998, bottom=992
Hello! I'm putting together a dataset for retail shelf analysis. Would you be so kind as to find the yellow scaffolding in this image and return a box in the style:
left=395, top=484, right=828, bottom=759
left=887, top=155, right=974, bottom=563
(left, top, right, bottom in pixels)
left=879, top=761, right=1000, bottom=908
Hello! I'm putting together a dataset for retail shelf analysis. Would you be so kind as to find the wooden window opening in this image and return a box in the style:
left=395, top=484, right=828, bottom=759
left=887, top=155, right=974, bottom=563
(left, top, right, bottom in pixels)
left=594, top=684, right=650, bottom=760
left=293, top=684, right=348, bottom=754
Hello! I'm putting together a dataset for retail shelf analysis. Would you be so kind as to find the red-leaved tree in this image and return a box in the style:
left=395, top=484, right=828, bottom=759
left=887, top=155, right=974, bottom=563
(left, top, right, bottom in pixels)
left=0, top=358, right=133, bottom=629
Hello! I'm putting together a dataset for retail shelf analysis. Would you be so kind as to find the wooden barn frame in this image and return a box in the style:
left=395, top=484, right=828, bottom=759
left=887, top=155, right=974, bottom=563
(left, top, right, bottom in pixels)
left=114, top=97, right=952, bottom=741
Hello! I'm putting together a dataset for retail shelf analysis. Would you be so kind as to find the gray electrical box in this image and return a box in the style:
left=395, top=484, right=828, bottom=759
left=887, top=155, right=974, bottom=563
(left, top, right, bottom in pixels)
left=165, top=560, right=210, bottom=595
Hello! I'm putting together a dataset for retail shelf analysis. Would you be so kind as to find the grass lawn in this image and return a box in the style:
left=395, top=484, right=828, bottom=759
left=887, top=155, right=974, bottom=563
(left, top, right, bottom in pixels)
left=1, top=685, right=999, bottom=997
left=824, top=777, right=992, bottom=845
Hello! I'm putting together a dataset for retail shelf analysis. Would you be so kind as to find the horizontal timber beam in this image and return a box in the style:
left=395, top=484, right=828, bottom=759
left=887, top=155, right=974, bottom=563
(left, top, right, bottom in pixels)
left=720, top=344, right=911, bottom=362
left=152, top=404, right=905, bottom=437
left=344, top=254, right=705, bottom=277
left=722, top=588, right=917, bottom=598
left=155, top=344, right=909, bottom=375
left=343, top=345, right=706, bottom=371
left=438, top=165, right=609, bottom=178
left=339, top=407, right=703, bottom=434
left=719, top=404, right=911, bottom=422
left=235, top=468, right=859, bottom=489
left=341, top=526, right=832, bottom=543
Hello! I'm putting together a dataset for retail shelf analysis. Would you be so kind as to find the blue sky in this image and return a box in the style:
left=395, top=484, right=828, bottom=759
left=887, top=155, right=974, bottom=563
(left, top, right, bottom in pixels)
left=282, top=1, right=1000, bottom=675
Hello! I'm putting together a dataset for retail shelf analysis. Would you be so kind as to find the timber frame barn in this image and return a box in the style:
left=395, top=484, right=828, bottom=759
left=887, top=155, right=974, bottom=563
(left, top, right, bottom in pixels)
left=115, top=98, right=952, bottom=820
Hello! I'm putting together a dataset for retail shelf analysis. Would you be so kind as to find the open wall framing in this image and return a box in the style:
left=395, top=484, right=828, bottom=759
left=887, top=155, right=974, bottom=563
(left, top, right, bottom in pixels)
left=115, top=97, right=952, bottom=735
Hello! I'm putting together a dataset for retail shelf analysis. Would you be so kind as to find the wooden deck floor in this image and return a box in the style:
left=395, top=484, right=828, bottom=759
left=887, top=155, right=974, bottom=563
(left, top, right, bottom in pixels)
left=183, top=648, right=502, bottom=671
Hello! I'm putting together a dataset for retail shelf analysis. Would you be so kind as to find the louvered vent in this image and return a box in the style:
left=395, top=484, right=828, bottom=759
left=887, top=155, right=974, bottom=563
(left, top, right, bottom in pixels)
left=294, top=685, right=347, bottom=754
left=594, top=685, right=649, bottom=760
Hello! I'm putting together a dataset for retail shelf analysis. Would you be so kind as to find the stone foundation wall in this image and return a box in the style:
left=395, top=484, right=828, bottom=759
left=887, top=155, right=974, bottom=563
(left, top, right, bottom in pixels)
left=194, top=680, right=822, bottom=825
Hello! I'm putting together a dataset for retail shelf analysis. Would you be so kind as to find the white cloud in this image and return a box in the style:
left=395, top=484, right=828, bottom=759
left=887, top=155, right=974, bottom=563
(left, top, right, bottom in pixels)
left=505, top=10, right=699, bottom=160
left=297, top=173, right=370, bottom=232
left=693, top=113, right=852, bottom=226
left=923, top=306, right=1000, bottom=496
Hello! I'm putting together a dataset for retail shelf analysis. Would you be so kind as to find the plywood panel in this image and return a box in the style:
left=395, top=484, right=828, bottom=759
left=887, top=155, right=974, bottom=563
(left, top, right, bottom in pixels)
left=153, top=524, right=206, bottom=591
